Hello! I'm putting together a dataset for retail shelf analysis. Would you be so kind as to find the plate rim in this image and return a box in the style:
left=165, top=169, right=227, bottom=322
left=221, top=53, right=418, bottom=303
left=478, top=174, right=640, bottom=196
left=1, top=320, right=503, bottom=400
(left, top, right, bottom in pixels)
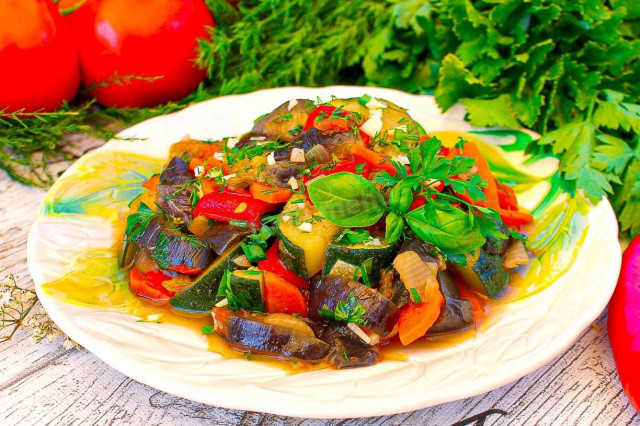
left=28, top=85, right=622, bottom=418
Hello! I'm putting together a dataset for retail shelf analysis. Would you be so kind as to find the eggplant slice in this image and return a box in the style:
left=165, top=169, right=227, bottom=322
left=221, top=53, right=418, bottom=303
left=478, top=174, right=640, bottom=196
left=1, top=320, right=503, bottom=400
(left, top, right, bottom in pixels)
left=427, top=270, right=475, bottom=335
left=160, top=156, right=191, bottom=186
left=312, top=321, right=380, bottom=368
left=204, top=222, right=255, bottom=256
left=251, top=99, right=316, bottom=143
left=213, top=309, right=331, bottom=362
left=308, top=275, right=399, bottom=336
left=151, top=230, right=215, bottom=272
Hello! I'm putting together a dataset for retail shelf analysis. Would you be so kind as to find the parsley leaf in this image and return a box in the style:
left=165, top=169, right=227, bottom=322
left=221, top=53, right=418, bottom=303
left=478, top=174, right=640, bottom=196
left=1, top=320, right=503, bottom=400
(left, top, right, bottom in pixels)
left=318, top=292, right=368, bottom=326
left=124, top=202, right=158, bottom=242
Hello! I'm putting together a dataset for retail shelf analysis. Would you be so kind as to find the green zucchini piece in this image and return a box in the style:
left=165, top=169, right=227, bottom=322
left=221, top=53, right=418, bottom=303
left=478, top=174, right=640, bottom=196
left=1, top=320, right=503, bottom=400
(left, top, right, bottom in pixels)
left=118, top=239, right=138, bottom=269
left=276, top=195, right=340, bottom=279
left=449, top=246, right=509, bottom=299
left=218, top=270, right=265, bottom=312
left=169, top=241, right=245, bottom=314
left=322, top=240, right=398, bottom=285
left=327, top=97, right=420, bottom=145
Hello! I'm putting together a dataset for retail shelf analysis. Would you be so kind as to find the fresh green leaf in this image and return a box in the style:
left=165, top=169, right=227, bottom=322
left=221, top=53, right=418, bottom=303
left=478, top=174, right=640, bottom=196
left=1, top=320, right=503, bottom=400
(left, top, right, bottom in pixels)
left=405, top=203, right=485, bottom=254
left=307, top=172, right=386, bottom=227
left=124, top=202, right=159, bottom=242
left=318, top=291, right=368, bottom=326
left=385, top=212, right=405, bottom=244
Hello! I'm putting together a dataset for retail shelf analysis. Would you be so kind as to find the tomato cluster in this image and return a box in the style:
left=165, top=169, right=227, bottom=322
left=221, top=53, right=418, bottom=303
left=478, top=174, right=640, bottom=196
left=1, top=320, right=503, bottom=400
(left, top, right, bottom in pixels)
left=0, top=0, right=214, bottom=113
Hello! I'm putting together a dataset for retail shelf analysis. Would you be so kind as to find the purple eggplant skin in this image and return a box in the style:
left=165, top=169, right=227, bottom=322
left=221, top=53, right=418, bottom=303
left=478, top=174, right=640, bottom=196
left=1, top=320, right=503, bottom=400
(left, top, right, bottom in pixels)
left=214, top=310, right=331, bottom=361
left=274, top=127, right=356, bottom=161
left=426, top=270, right=474, bottom=335
left=308, top=275, right=399, bottom=337
left=251, top=99, right=315, bottom=143
left=378, top=269, right=411, bottom=309
left=156, top=184, right=193, bottom=226
left=160, top=156, right=191, bottom=186
left=152, top=231, right=215, bottom=272
left=204, top=222, right=255, bottom=256
left=134, top=216, right=164, bottom=249
left=312, top=321, right=380, bottom=369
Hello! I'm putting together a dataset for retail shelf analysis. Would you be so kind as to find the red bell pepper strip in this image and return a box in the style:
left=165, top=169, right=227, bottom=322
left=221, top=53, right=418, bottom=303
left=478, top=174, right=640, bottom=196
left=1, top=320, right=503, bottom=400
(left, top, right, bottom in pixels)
left=496, top=181, right=519, bottom=211
left=608, top=234, right=640, bottom=413
left=193, top=187, right=279, bottom=226
left=258, top=242, right=309, bottom=289
left=498, top=209, right=534, bottom=227
left=129, top=268, right=174, bottom=302
left=167, top=265, right=203, bottom=275
left=263, top=271, right=308, bottom=316
left=304, top=105, right=372, bottom=146
left=304, top=158, right=371, bottom=182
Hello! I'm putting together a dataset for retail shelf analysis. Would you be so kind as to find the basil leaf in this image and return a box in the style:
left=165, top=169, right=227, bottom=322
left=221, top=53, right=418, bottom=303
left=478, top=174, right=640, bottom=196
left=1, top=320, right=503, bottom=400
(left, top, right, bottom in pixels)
left=385, top=212, right=404, bottom=244
left=307, top=172, right=386, bottom=227
left=388, top=184, right=414, bottom=214
left=405, top=204, right=485, bottom=254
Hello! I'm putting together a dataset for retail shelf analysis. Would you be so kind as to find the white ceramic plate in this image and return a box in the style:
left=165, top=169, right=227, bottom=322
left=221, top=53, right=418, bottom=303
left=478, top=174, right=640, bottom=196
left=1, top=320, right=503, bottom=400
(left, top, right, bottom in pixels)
left=27, top=86, right=621, bottom=418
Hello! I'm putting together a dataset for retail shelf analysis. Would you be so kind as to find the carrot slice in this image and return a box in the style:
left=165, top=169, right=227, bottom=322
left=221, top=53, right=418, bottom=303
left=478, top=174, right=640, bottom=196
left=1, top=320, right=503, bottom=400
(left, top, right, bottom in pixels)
left=249, top=182, right=292, bottom=204
left=141, top=174, right=159, bottom=191
left=263, top=271, right=308, bottom=316
left=397, top=291, right=444, bottom=345
left=350, top=144, right=406, bottom=176
left=447, top=141, right=500, bottom=209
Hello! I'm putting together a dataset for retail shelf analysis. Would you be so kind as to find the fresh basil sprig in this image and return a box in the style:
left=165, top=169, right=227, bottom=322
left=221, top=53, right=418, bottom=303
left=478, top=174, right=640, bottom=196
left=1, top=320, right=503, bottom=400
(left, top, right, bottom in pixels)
left=306, top=172, right=386, bottom=227
left=308, top=136, right=509, bottom=256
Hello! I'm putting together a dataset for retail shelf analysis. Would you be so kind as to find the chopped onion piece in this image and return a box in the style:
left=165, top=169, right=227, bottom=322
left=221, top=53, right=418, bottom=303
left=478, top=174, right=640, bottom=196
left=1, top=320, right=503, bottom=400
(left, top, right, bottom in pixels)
left=290, top=147, right=306, bottom=163
left=213, top=152, right=224, bottom=161
left=360, top=115, right=383, bottom=138
left=232, top=255, right=252, bottom=268
left=298, top=222, right=312, bottom=233
left=223, top=173, right=236, bottom=180
left=347, top=323, right=372, bottom=344
left=305, top=144, right=330, bottom=163
left=264, top=313, right=315, bottom=336
left=194, top=165, right=205, bottom=177
left=281, top=215, right=291, bottom=222
left=250, top=136, right=266, bottom=141
left=287, top=177, right=299, bottom=190
left=146, top=313, right=162, bottom=322
left=365, top=97, right=387, bottom=110
left=227, top=137, right=239, bottom=148
left=215, top=298, right=229, bottom=308
left=266, top=151, right=276, bottom=166
left=287, top=99, right=299, bottom=110
left=503, top=240, right=530, bottom=269
left=397, top=155, right=410, bottom=165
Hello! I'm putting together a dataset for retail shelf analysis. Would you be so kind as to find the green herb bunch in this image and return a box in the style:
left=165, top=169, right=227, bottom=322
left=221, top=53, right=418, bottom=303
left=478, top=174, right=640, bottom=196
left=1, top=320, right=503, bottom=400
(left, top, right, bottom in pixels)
left=3, top=0, right=639, bottom=238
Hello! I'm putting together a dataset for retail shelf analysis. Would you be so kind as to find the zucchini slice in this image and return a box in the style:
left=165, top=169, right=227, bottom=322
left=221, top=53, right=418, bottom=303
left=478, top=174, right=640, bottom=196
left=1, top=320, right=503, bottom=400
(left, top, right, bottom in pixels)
left=276, top=195, right=340, bottom=278
left=326, top=97, right=421, bottom=151
left=169, top=241, right=245, bottom=314
left=117, top=239, right=138, bottom=269
left=322, top=240, right=398, bottom=285
left=219, top=269, right=265, bottom=312
left=449, top=246, right=509, bottom=299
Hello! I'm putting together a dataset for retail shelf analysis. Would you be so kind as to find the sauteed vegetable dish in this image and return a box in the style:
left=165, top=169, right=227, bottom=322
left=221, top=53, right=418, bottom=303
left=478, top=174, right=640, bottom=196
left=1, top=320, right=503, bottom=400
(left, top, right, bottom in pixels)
left=119, top=95, right=533, bottom=368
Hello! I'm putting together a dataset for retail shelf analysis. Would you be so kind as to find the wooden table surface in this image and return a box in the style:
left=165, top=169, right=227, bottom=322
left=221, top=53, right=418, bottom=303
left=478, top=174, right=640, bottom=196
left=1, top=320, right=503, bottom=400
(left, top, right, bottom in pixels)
left=0, top=152, right=638, bottom=425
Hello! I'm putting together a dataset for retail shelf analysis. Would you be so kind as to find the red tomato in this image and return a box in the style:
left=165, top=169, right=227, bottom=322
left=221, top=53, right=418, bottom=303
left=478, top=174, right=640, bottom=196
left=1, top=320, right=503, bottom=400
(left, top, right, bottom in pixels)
left=0, top=0, right=79, bottom=113
left=608, top=234, right=640, bottom=413
left=61, top=0, right=213, bottom=107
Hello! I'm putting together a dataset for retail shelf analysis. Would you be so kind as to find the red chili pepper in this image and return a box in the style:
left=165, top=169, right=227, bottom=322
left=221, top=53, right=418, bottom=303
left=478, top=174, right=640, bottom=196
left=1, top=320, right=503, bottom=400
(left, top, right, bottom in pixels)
left=193, top=187, right=279, bottom=226
left=258, top=242, right=309, bottom=289
left=608, top=234, right=640, bottom=413
left=129, top=268, right=174, bottom=301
